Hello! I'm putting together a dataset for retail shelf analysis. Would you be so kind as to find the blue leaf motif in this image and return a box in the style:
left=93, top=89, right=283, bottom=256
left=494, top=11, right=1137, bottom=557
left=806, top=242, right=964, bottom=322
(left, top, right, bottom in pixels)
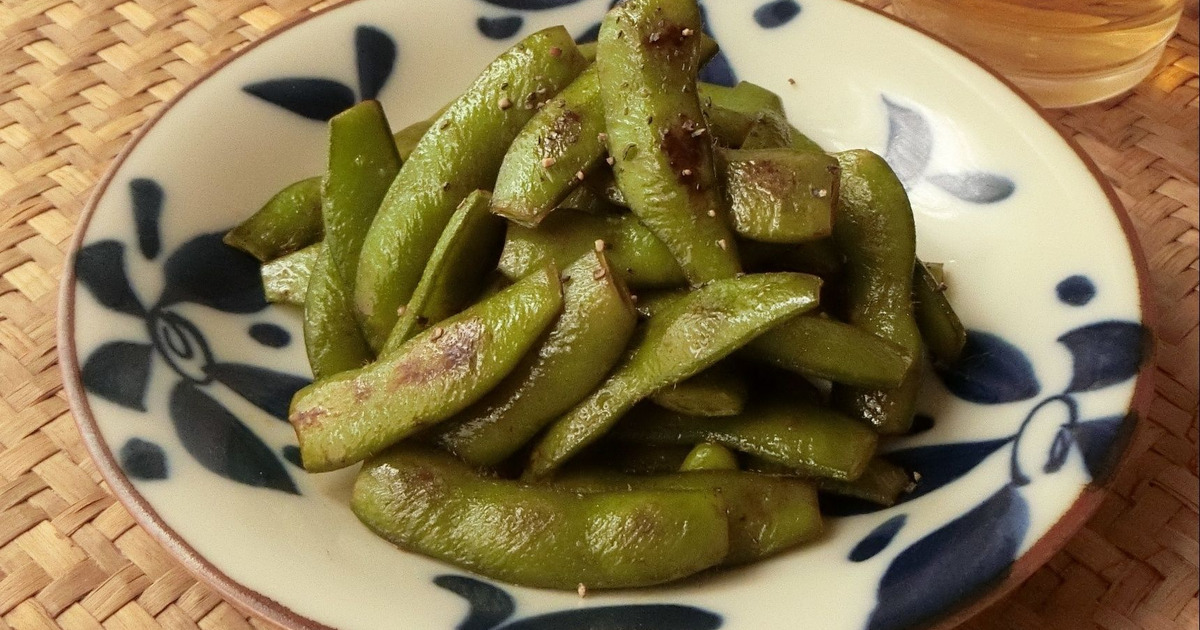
left=82, top=341, right=155, bottom=411
left=120, top=438, right=168, bottom=480
left=883, top=97, right=932, bottom=186
left=906, top=414, right=935, bottom=436
left=243, top=78, right=356, bottom=121
left=1058, top=321, right=1146, bottom=393
left=130, top=178, right=164, bottom=260
left=937, top=330, right=1040, bottom=404
left=503, top=605, right=723, bottom=630
left=282, top=445, right=303, bottom=468
left=75, top=241, right=147, bottom=318
left=753, top=0, right=801, bottom=28
left=888, top=437, right=1012, bottom=503
left=205, top=362, right=311, bottom=421
left=355, top=26, right=396, bottom=100
left=850, top=514, right=907, bottom=562
left=697, top=6, right=737, bottom=87
left=478, top=0, right=586, bottom=9
left=159, top=232, right=267, bottom=313
left=867, top=485, right=1029, bottom=630
left=479, top=16, right=524, bottom=40
left=1056, top=275, right=1096, bottom=306
left=1070, top=415, right=1131, bottom=481
left=248, top=323, right=291, bottom=348
left=169, top=380, right=298, bottom=494
left=435, top=575, right=515, bottom=630
left=1043, top=426, right=1072, bottom=474
left=927, top=171, right=1015, bottom=204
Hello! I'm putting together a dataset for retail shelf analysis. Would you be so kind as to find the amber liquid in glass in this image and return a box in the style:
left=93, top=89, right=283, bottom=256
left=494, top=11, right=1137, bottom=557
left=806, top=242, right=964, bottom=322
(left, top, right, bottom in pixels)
left=892, top=0, right=1184, bottom=107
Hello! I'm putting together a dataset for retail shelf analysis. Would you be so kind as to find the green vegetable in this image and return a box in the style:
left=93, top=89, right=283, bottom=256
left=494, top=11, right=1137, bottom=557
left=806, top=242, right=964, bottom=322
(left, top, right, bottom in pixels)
left=498, top=209, right=686, bottom=288
left=744, top=315, right=914, bottom=388
left=261, top=242, right=320, bottom=305
left=680, top=443, right=739, bottom=471
left=699, top=81, right=785, bottom=148
left=354, top=445, right=729, bottom=589
left=913, top=259, right=967, bottom=365
left=651, top=362, right=747, bottom=417
left=492, top=68, right=606, bottom=226
left=553, top=469, right=820, bottom=564
left=224, top=176, right=323, bottom=262
left=303, top=101, right=402, bottom=378
left=830, top=150, right=923, bottom=434
left=525, top=272, right=821, bottom=479
left=597, top=0, right=741, bottom=284
left=815, top=458, right=913, bottom=507
left=435, top=251, right=638, bottom=467
left=291, top=265, right=563, bottom=472
left=614, top=400, right=878, bottom=481
left=355, top=27, right=587, bottom=350
left=381, top=190, right=505, bottom=354
left=720, top=148, right=839, bottom=244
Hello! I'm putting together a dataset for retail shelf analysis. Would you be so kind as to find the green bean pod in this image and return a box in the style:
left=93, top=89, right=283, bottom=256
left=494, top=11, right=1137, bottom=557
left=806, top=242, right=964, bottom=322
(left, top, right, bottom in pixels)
left=913, top=259, right=967, bottom=365
left=354, top=445, right=729, bottom=589
left=435, top=251, right=638, bottom=467
left=553, top=469, right=821, bottom=564
left=650, top=362, right=747, bottom=417
left=354, top=27, right=587, bottom=350
left=598, top=0, right=741, bottom=284
left=224, top=176, right=323, bottom=262
left=525, top=272, right=821, bottom=479
left=680, top=443, right=739, bottom=471
left=492, top=68, right=606, bottom=226
left=498, top=209, right=686, bottom=288
left=303, top=101, right=402, bottom=378
left=744, top=315, right=914, bottom=388
left=815, top=458, right=913, bottom=507
left=291, top=265, right=563, bottom=472
left=381, top=190, right=505, bottom=354
left=720, top=148, right=839, bottom=244
left=614, top=400, right=878, bottom=481
left=699, top=81, right=785, bottom=148
left=262, top=242, right=320, bottom=305
left=830, top=150, right=923, bottom=435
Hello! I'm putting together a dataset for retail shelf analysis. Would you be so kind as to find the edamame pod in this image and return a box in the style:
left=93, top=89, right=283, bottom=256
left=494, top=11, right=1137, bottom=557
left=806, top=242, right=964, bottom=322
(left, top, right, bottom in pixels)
left=744, top=315, right=914, bottom=388
left=699, top=81, right=785, bottom=148
left=435, top=251, right=638, bottom=467
left=680, top=443, right=739, bottom=471
left=525, top=272, right=822, bottom=479
left=739, top=113, right=792, bottom=150
left=816, top=458, right=913, bottom=507
left=831, top=150, right=923, bottom=434
left=498, top=209, right=686, bottom=288
left=553, top=469, right=821, bottom=564
left=492, top=68, right=605, bottom=226
left=913, top=260, right=967, bottom=365
left=304, top=101, right=402, bottom=378
left=224, top=176, right=323, bottom=262
left=355, top=28, right=587, bottom=350
left=720, top=148, right=839, bottom=244
left=354, top=445, right=729, bottom=589
left=262, top=242, right=320, bottom=305
left=632, top=288, right=687, bottom=319
left=291, top=265, right=563, bottom=471
left=650, top=362, right=747, bottom=417
left=381, top=190, right=505, bottom=354
left=598, top=0, right=741, bottom=284
left=614, top=400, right=878, bottom=481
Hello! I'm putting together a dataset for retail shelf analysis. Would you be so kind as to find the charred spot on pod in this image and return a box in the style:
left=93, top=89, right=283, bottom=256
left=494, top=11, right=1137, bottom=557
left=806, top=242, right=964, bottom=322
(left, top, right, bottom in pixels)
left=644, top=19, right=692, bottom=61
left=660, top=115, right=706, bottom=188
left=539, top=108, right=584, bottom=159
left=389, top=318, right=487, bottom=389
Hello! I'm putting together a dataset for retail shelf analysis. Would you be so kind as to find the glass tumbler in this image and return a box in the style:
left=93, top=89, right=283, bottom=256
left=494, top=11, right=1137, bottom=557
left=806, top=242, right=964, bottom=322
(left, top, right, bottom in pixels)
left=890, top=0, right=1185, bottom=108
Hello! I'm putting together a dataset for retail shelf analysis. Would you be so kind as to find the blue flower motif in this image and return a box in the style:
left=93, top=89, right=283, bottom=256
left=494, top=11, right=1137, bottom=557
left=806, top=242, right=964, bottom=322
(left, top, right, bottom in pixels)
left=244, top=26, right=397, bottom=120
left=76, top=178, right=309, bottom=494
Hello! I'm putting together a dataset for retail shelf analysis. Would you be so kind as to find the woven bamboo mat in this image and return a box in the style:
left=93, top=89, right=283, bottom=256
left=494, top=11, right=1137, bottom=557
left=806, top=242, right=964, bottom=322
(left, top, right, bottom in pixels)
left=0, top=0, right=1194, bottom=627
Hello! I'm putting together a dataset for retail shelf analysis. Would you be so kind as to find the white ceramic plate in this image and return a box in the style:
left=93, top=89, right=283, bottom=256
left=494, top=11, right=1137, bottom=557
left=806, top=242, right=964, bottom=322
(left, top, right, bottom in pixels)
left=60, top=1, right=1154, bottom=629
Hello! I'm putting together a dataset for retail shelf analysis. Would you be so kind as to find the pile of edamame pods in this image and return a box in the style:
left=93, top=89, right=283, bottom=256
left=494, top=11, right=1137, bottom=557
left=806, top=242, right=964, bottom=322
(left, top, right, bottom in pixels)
left=224, top=0, right=967, bottom=591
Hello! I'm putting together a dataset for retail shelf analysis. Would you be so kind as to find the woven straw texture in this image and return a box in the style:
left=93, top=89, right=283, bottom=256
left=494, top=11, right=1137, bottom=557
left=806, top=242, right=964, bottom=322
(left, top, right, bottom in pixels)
left=0, top=0, right=1195, bottom=628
